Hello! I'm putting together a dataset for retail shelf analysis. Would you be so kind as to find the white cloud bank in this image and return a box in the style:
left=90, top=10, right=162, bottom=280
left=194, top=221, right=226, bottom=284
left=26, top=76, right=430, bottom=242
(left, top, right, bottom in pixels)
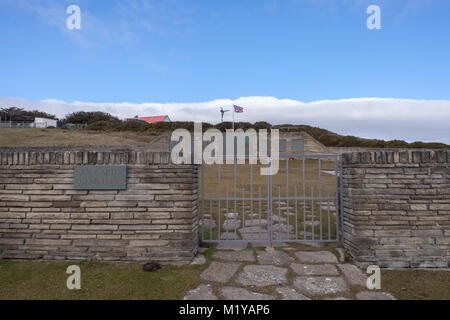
left=1, top=96, right=449, bottom=144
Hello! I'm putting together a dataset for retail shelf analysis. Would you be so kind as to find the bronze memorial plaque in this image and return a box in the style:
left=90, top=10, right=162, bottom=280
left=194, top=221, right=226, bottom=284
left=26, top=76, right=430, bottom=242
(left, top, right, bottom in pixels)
left=74, top=165, right=127, bottom=190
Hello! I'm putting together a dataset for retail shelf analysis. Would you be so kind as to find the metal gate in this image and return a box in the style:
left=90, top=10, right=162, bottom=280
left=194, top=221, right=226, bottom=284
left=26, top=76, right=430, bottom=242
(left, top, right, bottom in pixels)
left=200, top=155, right=344, bottom=244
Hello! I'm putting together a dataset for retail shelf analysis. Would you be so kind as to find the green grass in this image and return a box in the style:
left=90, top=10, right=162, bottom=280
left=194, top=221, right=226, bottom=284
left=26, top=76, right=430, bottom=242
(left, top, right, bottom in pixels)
left=0, top=259, right=208, bottom=300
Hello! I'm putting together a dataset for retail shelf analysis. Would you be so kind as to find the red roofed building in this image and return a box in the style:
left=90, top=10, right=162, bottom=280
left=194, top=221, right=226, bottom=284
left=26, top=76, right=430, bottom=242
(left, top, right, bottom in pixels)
left=126, top=115, right=171, bottom=123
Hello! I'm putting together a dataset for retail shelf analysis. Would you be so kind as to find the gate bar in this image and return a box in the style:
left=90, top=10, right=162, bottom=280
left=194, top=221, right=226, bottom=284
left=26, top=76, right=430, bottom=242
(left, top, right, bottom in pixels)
left=201, top=162, right=205, bottom=241
left=311, top=186, right=314, bottom=240
left=218, top=162, right=221, bottom=242
left=319, top=158, right=322, bottom=240
left=340, top=157, right=345, bottom=246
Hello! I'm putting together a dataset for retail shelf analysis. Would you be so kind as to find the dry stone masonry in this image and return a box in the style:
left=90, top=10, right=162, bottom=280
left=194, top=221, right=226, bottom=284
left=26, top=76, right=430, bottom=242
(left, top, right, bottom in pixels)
left=1, top=146, right=449, bottom=270
left=0, top=148, right=198, bottom=264
left=342, top=150, right=450, bottom=268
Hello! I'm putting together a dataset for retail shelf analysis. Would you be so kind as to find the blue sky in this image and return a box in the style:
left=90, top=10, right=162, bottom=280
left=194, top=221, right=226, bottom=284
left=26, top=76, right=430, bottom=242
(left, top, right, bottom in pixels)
left=0, top=0, right=449, bottom=143
left=1, top=0, right=449, bottom=102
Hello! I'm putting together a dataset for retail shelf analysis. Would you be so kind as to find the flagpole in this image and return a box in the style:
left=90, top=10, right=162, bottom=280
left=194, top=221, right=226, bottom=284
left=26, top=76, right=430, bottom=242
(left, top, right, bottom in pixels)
left=232, top=105, right=236, bottom=214
left=232, top=105, right=235, bottom=132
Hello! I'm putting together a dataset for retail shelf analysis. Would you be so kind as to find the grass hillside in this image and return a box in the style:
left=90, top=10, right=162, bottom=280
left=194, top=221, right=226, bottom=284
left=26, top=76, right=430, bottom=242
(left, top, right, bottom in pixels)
left=85, top=120, right=449, bottom=149
left=0, top=128, right=159, bottom=147
left=273, top=124, right=450, bottom=149
left=0, top=123, right=448, bottom=149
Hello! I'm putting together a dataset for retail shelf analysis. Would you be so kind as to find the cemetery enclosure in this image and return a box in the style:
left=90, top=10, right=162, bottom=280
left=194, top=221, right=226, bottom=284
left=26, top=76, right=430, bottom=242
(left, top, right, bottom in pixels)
left=199, top=156, right=343, bottom=243
left=0, top=147, right=448, bottom=268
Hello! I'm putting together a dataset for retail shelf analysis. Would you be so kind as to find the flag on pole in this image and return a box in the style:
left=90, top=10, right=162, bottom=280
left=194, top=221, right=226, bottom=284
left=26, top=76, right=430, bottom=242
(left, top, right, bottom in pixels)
left=233, top=105, right=244, bottom=113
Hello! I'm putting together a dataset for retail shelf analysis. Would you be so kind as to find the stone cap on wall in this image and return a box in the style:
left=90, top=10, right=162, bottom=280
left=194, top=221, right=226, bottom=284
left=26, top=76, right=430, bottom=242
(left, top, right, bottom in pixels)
left=343, top=150, right=450, bottom=165
left=0, top=148, right=174, bottom=165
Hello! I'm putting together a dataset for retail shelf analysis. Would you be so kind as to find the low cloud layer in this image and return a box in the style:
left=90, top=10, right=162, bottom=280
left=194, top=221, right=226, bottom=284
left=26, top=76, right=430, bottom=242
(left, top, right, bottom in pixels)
left=1, top=96, right=449, bottom=144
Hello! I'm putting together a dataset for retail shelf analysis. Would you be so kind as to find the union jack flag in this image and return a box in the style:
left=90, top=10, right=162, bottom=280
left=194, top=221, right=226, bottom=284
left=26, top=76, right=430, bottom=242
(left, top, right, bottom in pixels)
left=233, top=105, right=244, bottom=113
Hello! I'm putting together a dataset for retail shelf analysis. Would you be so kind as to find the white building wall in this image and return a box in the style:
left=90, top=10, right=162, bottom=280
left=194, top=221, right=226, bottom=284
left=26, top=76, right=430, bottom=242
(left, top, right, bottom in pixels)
left=34, top=118, right=58, bottom=128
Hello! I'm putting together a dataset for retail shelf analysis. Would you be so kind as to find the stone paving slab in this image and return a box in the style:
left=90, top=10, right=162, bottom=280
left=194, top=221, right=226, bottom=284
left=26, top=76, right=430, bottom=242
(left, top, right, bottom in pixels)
left=302, top=221, right=320, bottom=227
left=186, top=241, right=398, bottom=300
left=242, top=233, right=271, bottom=241
left=183, top=284, right=218, bottom=300
left=257, top=249, right=295, bottom=266
left=216, top=242, right=248, bottom=250
left=295, top=251, right=338, bottom=264
left=293, top=276, right=349, bottom=295
left=222, top=219, right=241, bottom=229
left=238, top=226, right=267, bottom=234
left=200, top=262, right=241, bottom=283
left=219, top=232, right=240, bottom=240
left=270, top=232, right=293, bottom=241
left=279, top=206, right=294, bottom=210
left=220, top=287, right=274, bottom=300
left=290, top=263, right=339, bottom=276
left=276, top=286, right=311, bottom=300
left=300, top=242, right=324, bottom=248
left=225, top=212, right=239, bottom=219
left=356, top=291, right=396, bottom=300
left=245, top=219, right=267, bottom=227
left=190, top=254, right=207, bottom=265
left=298, top=231, right=314, bottom=238
left=213, top=250, right=256, bottom=262
left=251, top=241, right=288, bottom=248
left=272, top=224, right=294, bottom=233
left=271, top=215, right=287, bottom=223
left=199, top=220, right=216, bottom=229
left=336, top=248, right=345, bottom=262
left=236, top=265, right=288, bottom=287
left=338, top=264, right=367, bottom=287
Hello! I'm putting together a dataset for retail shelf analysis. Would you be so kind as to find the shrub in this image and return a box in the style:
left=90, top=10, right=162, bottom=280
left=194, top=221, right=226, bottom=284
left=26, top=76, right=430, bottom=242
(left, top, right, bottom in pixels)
left=110, top=121, right=148, bottom=132
left=63, top=111, right=119, bottom=125
left=253, top=121, right=272, bottom=130
left=86, top=121, right=112, bottom=131
left=0, top=107, right=58, bottom=122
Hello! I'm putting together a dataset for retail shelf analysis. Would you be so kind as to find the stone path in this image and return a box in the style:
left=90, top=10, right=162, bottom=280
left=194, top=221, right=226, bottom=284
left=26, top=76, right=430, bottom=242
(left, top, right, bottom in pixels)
left=184, top=243, right=397, bottom=300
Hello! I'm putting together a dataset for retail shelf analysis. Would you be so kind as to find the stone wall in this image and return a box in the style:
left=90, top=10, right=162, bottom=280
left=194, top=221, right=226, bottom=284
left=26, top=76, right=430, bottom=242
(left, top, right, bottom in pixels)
left=328, top=147, right=434, bottom=155
left=278, top=131, right=329, bottom=155
left=342, top=150, right=450, bottom=268
left=0, top=148, right=198, bottom=264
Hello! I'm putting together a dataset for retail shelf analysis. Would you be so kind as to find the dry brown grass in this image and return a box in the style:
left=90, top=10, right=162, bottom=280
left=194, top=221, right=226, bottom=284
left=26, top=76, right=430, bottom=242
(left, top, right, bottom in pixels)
left=381, top=269, right=450, bottom=300
left=201, top=159, right=338, bottom=197
left=0, top=128, right=159, bottom=147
